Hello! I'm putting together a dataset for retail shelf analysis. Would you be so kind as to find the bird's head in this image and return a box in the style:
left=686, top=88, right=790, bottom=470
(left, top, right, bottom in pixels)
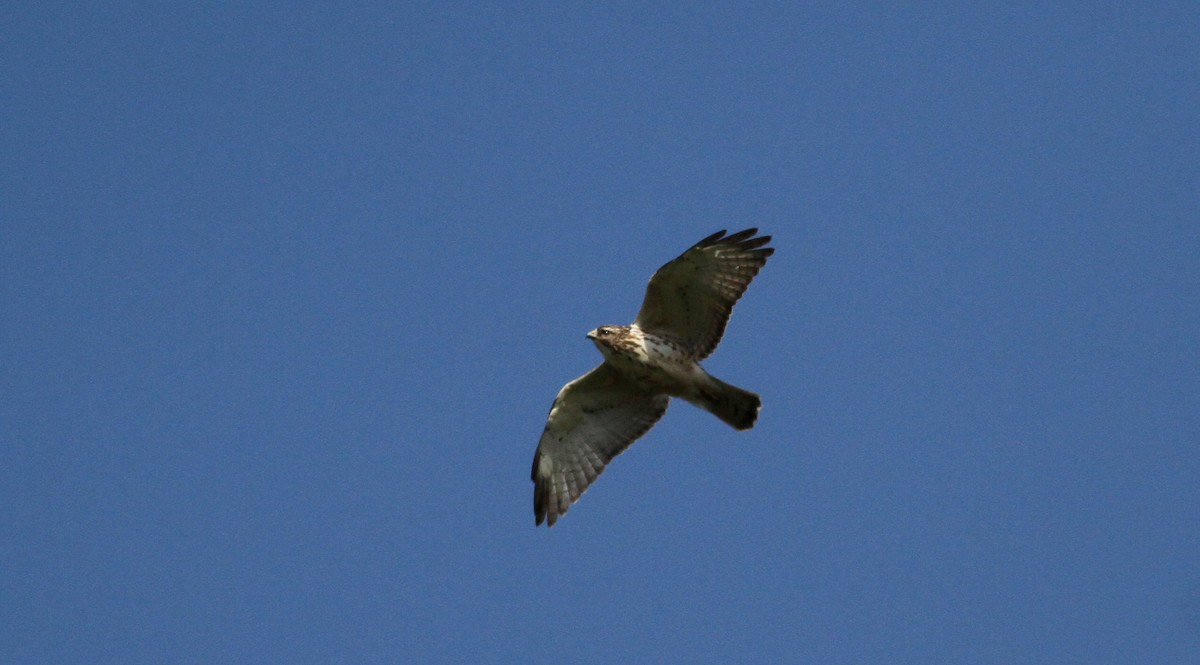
left=587, top=325, right=613, bottom=340
left=587, top=325, right=619, bottom=352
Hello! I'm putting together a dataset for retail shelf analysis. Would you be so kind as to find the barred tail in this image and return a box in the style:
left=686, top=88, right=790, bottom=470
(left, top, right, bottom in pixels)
left=696, top=375, right=761, bottom=430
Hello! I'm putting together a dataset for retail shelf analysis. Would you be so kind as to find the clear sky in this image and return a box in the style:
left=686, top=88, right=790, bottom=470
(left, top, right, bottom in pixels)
left=3, top=3, right=1198, bottom=663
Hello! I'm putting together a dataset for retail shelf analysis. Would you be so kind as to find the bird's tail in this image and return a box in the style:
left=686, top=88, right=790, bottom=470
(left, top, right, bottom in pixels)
left=695, top=375, right=761, bottom=430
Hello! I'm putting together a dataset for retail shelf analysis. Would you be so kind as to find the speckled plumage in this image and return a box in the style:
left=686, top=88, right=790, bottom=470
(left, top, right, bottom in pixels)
left=531, top=229, right=774, bottom=527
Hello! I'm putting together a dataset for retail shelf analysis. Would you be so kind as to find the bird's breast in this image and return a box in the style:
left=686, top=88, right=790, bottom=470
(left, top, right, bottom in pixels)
left=600, top=332, right=700, bottom=395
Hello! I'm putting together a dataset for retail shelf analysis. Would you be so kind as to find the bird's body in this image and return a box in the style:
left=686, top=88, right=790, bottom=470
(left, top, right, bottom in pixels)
left=589, top=324, right=757, bottom=430
left=588, top=326, right=695, bottom=393
left=531, top=229, right=774, bottom=526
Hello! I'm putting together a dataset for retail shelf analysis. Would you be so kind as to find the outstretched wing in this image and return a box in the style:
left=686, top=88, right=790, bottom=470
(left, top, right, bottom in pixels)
left=531, top=363, right=670, bottom=527
left=633, top=228, right=774, bottom=360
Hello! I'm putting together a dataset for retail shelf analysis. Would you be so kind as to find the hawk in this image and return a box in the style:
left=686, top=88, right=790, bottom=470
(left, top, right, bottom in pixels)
left=531, top=228, right=774, bottom=526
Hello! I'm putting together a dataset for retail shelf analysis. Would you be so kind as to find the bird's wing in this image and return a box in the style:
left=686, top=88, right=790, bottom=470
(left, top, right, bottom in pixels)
left=633, top=228, right=773, bottom=360
left=531, top=363, right=670, bottom=527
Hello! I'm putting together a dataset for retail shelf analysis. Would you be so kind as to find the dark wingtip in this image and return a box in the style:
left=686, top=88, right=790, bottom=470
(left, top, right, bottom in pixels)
left=722, top=228, right=758, bottom=244
left=532, top=472, right=559, bottom=527
left=701, top=228, right=774, bottom=254
left=534, top=496, right=553, bottom=527
left=696, top=228, right=775, bottom=250
left=534, top=508, right=557, bottom=527
left=695, top=229, right=728, bottom=247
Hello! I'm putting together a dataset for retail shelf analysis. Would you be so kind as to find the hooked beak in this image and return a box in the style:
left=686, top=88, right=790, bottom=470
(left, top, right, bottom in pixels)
left=586, top=330, right=597, bottom=340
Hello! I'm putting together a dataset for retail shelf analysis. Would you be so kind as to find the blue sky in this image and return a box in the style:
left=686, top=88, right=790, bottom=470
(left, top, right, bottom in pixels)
left=3, top=3, right=1198, bottom=663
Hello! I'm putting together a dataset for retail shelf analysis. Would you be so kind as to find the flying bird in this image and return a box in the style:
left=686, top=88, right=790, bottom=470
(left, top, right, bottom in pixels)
left=531, top=229, right=774, bottom=526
